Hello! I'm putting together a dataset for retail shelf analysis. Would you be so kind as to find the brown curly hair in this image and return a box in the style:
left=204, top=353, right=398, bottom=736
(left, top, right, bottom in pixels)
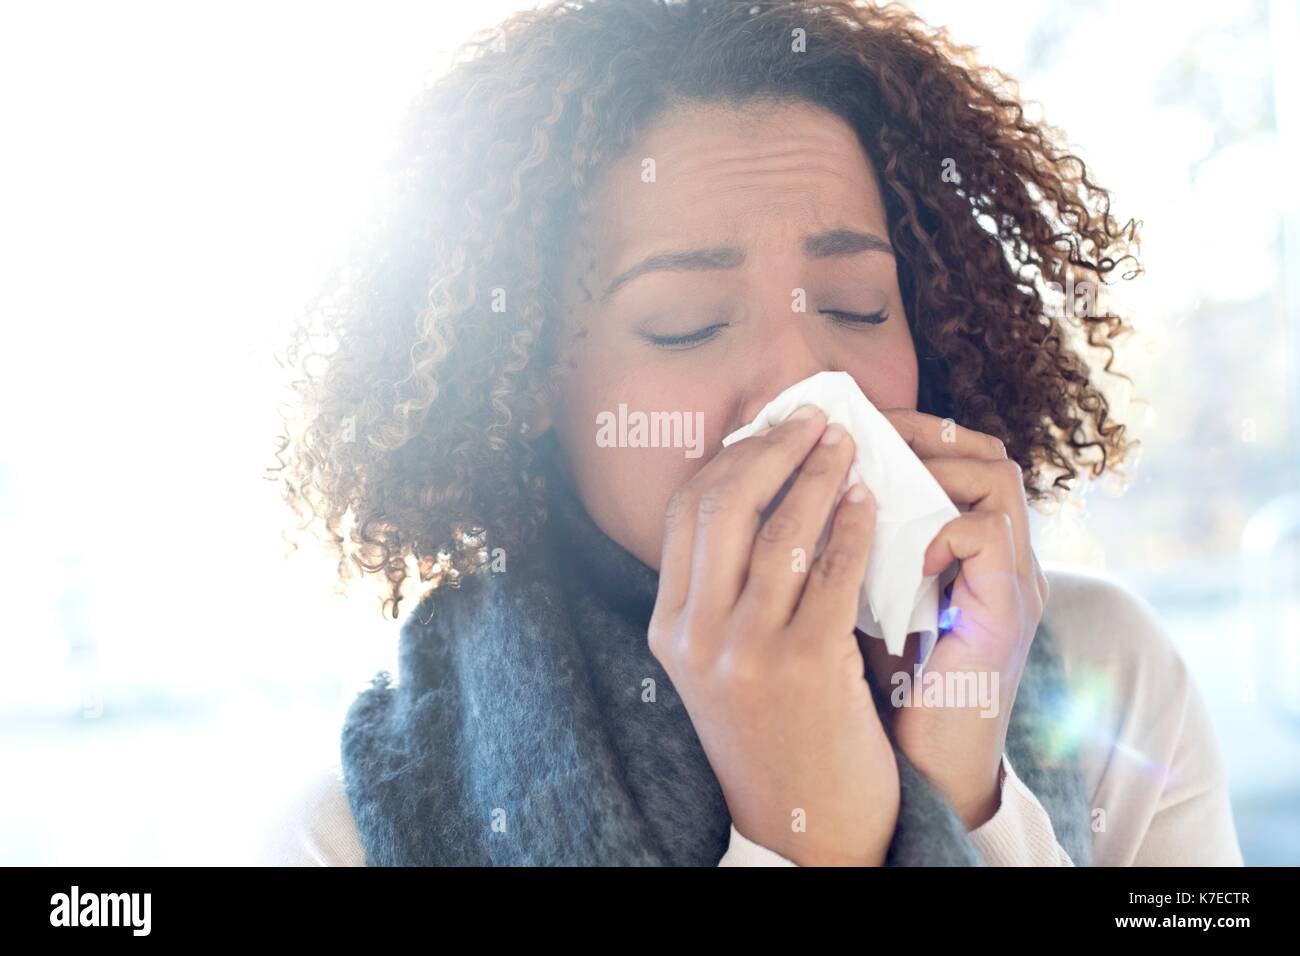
left=270, top=0, right=1141, bottom=619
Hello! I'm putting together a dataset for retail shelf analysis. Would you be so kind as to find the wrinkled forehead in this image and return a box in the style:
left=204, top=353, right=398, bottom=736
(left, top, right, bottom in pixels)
left=569, top=100, right=890, bottom=291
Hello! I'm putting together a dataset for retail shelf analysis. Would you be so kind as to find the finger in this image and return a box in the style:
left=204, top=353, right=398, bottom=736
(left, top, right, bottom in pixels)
left=790, top=481, right=877, bottom=637
left=653, top=486, right=698, bottom=618
left=684, top=405, right=828, bottom=615
left=736, top=423, right=857, bottom=625
left=879, top=408, right=1008, bottom=461
left=655, top=406, right=825, bottom=615
left=921, top=457, right=1033, bottom=583
left=921, top=511, right=1019, bottom=648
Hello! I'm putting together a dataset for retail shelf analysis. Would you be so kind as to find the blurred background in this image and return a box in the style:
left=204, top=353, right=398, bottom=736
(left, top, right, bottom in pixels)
left=1, top=0, right=1296, bottom=864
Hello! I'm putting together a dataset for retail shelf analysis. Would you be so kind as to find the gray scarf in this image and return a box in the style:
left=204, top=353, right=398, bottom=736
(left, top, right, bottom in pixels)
left=340, top=447, right=1093, bottom=866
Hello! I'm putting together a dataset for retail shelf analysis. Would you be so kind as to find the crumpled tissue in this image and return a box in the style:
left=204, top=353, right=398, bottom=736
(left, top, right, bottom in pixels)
left=722, top=371, right=961, bottom=668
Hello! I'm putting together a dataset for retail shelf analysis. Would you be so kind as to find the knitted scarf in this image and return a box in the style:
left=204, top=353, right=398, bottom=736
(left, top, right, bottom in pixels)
left=340, top=445, right=1093, bottom=866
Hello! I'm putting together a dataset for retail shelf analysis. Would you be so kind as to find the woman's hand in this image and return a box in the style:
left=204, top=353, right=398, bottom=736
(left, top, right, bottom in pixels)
left=864, top=409, right=1049, bottom=830
left=648, top=406, right=899, bottom=866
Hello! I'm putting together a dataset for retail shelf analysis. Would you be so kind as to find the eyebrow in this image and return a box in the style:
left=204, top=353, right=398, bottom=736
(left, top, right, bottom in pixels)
left=601, top=228, right=894, bottom=300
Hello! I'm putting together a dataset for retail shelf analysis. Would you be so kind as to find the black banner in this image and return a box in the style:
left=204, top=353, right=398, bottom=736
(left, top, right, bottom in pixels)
left=1, top=865, right=1286, bottom=941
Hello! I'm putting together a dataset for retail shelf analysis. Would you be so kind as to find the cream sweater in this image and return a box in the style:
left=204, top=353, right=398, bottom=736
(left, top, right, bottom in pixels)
left=258, top=566, right=1245, bottom=866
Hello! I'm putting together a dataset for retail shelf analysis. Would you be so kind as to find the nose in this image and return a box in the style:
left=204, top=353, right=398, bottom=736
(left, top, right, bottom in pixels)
left=731, top=309, right=833, bottom=429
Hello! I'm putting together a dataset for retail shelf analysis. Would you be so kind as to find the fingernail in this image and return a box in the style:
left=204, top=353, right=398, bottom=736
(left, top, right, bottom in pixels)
left=790, top=404, right=821, bottom=422
left=846, top=482, right=868, bottom=503
left=819, top=423, right=844, bottom=445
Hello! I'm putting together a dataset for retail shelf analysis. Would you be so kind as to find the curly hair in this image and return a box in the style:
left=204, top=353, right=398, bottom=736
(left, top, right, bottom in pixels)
left=270, top=0, right=1141, bottom=619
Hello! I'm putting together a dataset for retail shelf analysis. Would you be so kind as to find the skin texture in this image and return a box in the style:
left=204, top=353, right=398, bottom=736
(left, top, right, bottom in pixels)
left=536, top=101, right=918, bottom=568
left=531, top=101, right=1049, bottom=860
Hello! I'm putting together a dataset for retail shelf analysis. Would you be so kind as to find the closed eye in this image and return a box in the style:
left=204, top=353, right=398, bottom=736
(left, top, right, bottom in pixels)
left=642, top=322, right=728, bottom=349
left=823, top=309, right=888, bottom=325
left=642, top=308, right=887, bottom=350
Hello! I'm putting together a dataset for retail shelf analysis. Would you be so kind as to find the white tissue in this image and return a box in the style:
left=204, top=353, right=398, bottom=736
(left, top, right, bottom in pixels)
left=721, top=371, right=961, bottom=667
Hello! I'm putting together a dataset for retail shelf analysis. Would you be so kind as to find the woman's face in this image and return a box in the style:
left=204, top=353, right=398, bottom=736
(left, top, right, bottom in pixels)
left=539, top=99, right=919, bottom=570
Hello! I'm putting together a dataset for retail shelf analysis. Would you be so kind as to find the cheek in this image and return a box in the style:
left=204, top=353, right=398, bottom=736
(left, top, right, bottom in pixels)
left=555, top=361, right=729, bottom=569
left=853, top=317, right=919, bottom=411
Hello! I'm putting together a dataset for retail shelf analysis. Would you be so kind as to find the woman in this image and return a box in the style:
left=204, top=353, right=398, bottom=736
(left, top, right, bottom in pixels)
left=263, top=0, right=1242, bottom=865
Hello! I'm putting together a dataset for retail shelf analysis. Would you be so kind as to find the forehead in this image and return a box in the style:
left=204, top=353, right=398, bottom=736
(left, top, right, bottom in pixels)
left=582, top=100, right=889, bottom=266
